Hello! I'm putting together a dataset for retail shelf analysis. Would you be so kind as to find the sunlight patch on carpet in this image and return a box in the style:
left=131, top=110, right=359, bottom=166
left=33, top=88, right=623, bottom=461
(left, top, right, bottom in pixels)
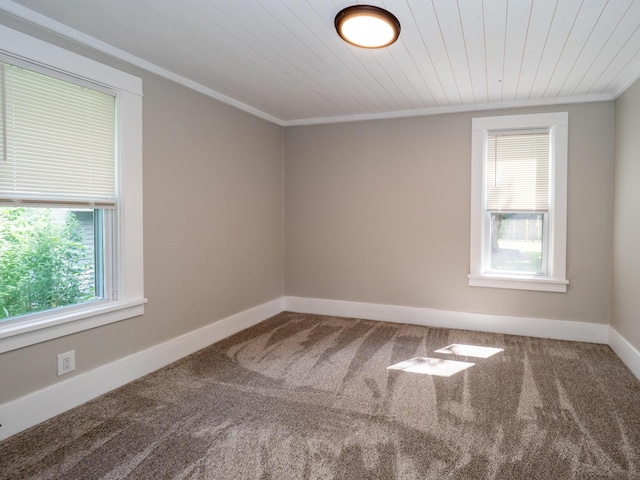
left=434, top=344, right=503, bottom=358
left=387, top=357, right=474, bottom=377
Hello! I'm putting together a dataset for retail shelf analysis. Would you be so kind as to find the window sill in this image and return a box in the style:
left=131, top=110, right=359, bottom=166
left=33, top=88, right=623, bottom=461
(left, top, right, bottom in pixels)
left=0, top=298, right=147, bottom=354
left=468, top=274, right=568, bottom=293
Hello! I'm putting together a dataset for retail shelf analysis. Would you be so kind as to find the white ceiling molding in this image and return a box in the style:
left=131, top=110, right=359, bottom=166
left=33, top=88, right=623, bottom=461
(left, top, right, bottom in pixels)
left=0, top=0, right=283, bottom=125
left=1, top=0, right=639, bottom=126
left=282, top=93, right=614, bottom=127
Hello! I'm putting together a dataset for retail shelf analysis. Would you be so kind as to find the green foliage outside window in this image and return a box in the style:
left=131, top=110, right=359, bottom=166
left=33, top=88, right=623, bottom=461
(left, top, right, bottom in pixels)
left=0, top=208, right=94, bottom=320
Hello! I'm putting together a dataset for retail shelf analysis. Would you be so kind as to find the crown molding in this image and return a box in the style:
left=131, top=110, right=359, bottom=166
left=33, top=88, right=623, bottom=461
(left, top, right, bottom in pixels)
left=0, top=1, right=623, bottom=128
left=0, top=1, right=284, bottom=126
left=282, top=94, right=615, bottom=126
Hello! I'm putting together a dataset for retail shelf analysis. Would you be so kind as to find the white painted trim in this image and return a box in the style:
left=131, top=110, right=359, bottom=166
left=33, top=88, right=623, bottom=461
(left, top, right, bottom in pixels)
left=282, top=95, right=613, bottom=127
left=0, top=300, right=147, bottom=354
left=286, top=295, right=640, bottom=381
left=0, top=25, right=141, bottom=94
left=2, top=296, right=638, bottom=442
left=610, top=67, right=640, bottom=100
left=468, top=112, right=569, bottom=293
left=0, top=2, right=618, bottom=128
left=0, top=297, right=284, bottom=441
left=0, top=25, right=146, bottom=352
left=468, top=275, right=568, bottom=293
left=608, top=326, right=640, bottom=380
left=284, top=296, right=608, bottom=344
left=0, top=1, right=283, bottom=126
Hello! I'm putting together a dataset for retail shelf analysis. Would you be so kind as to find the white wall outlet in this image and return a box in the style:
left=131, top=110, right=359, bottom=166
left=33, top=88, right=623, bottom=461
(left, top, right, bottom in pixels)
left=57, top=350, right=76, bottom=376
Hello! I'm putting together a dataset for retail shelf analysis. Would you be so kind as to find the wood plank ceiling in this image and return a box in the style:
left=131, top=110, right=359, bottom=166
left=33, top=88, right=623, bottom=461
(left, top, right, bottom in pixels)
left=2, top=0, right=640, bottom=125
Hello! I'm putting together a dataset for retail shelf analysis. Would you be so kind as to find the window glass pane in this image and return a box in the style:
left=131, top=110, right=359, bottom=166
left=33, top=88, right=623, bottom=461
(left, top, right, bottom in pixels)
left=0, top=207, right=103, bottom=321
left=488, top=212, right=544, bottom=274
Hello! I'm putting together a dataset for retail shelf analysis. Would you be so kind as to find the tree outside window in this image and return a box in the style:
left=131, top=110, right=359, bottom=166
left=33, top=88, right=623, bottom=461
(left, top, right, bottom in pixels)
left=0, top=207, right=98, bottom=320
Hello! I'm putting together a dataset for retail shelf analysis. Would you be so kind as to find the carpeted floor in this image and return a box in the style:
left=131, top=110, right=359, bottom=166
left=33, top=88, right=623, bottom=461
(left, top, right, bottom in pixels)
left=1, top=311, right=639, bottom=479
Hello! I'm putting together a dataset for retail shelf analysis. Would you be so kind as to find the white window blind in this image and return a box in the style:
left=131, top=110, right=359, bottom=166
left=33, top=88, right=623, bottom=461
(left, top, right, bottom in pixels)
left=485, top=131, right=550, bottom=212
left=0, top=62, right=115, bottom=207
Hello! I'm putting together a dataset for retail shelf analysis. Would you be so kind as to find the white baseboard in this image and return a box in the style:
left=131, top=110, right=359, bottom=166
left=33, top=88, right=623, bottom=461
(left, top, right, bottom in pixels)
left=0, top=297, right=284, bottom=442
left=608, top=326, right=640, bottom=380
left=284, top=296, right=609, bottom=344
left=2, top=295, right=637, bottom=442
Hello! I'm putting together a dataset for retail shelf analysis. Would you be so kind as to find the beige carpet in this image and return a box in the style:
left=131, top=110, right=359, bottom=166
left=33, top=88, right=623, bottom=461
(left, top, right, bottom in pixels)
left=1, top=312, right=639, bottom=479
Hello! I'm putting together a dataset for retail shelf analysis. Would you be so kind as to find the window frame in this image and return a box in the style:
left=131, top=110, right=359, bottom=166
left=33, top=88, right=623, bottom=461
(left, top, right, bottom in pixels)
left=468, top=112, right=569, bottom=293
left=0, top=25, right=145, bottom=353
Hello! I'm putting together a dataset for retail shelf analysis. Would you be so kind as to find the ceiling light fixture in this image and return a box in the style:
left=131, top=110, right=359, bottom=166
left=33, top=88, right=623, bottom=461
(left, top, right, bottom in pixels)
left=335, top=5, right=400, bottom=49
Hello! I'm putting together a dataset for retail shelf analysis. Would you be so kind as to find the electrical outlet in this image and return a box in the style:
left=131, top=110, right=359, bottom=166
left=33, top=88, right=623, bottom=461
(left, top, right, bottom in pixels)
left=57, top=350, right=76, bottom=376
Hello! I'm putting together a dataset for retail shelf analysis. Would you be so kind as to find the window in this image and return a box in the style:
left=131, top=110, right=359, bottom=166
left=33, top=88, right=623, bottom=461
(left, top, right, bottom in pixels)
left=469, top=112, right=568, bottom=292
left=0, top=62, right=113, bottom=320
left=0, top=207, right=105, bottom=318
left=0, top=26, right=145, bottom=353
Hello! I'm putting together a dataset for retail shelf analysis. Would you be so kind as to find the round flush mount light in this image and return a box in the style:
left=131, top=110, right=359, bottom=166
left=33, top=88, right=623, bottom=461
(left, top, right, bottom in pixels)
left=335, top=5, right=401, bottom=49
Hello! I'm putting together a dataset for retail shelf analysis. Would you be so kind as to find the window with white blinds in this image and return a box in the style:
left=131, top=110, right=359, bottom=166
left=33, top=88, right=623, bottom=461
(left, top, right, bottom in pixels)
left=469, top=112, right=569, bottom=292
left=0, top=25, right=144, bottom=354
left=0, top=61, right=116, bottom=208
left=485, top=131, right=550, bottom=212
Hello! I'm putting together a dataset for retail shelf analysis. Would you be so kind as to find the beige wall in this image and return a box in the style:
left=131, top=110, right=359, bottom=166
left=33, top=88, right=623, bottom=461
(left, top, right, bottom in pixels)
left=0, top=16, right=284, bottom=404
left=611, top=77, right=640, bottom=351
left=0, top=13, right=627, bottom=408
left=285, top=103, right=615, bottom=324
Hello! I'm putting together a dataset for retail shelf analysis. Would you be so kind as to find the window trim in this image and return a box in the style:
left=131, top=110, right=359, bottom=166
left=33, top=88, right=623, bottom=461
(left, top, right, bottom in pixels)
left=0, top=25, right=145, bottom=353
left=468, top=112, right=569, bottom=293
